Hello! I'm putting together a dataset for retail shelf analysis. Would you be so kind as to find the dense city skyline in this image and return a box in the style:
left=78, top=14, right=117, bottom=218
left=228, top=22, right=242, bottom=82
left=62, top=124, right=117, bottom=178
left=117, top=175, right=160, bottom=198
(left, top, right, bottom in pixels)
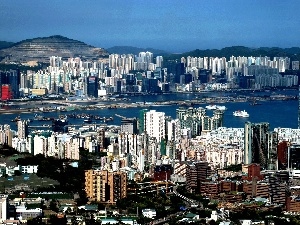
left=1, top=0, right=300, bottom=53
left=1, top=1, right=300, bottom=220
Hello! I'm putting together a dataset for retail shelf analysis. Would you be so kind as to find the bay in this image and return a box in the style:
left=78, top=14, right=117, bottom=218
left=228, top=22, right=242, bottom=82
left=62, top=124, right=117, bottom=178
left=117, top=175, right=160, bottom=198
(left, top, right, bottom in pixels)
left=1, top=89, right=298, bottom=131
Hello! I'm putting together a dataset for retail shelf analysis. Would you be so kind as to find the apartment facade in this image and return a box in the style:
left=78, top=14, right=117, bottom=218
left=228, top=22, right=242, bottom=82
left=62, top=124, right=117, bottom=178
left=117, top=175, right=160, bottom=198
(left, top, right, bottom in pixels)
left=85, top=169, right=127, bottom=205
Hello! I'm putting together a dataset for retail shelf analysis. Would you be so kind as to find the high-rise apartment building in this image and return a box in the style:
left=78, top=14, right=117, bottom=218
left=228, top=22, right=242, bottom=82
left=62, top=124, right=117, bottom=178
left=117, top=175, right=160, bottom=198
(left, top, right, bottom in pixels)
left=277, top=141, right=289, bottom=170
left=97, top=128, right=105, bottom=151
left=166, top=119, right=181, bottom=142
left=85, top=170, right=127, bottom=204
left=176, top=106, right=224, bottom=136
left=86, top=76, right=98, bottom=98
left=156, top=56, right=163, bottom=68
left=145, top=110, right=165, bottom=143
left=0, top=197, right=7, bottom=221
left=64, top=137, right=80, bottom=160
left=186, top=161, right=212, bottom=193
left=0, top=70, right=20, bottom=99
left=292, top=61, right=300, bottom=70
left=288, top=144, right=300, bottom=170
left=17, top=120, right=29, bottom=139
left=49, top=56, right=62, bottom=67
left=0, top=125, right=13, bottom=147
left=120, top=118, right=138, bottom=134
left=244, top=122, right=278, bottom=169
left=138, top=109, right=149, bottom=134
left=33, top=135, right=48, bottom=155
left=267, top=131, right=279, bottom=170
left=176, top=107, right=205, bottom=136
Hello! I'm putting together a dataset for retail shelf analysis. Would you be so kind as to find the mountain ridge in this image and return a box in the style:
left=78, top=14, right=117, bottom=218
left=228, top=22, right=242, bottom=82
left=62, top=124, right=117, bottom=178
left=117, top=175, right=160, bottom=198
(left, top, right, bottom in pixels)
left=180, top=46, right=300, bottom=59
left=0, top=35, right=109, bottom=63
left=1, top=35, right=300, bottom=63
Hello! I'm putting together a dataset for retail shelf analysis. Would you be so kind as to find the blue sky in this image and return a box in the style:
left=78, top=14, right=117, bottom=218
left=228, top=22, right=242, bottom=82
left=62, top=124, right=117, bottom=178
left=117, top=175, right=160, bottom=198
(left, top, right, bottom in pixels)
left=0, top=0, right=299, bottom=52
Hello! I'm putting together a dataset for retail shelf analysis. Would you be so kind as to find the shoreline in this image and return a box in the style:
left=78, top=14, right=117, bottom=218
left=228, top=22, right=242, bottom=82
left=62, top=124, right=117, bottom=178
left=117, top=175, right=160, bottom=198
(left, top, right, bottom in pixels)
left=0, top=94, right=297, bottom=115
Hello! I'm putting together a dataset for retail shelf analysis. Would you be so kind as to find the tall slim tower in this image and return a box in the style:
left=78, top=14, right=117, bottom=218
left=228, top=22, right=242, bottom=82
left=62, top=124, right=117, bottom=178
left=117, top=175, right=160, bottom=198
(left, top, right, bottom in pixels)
left=97, top=128, right=105, bottom=151
left=244, top=122, right=278, bottom=170
left=145, top=110, right=165, bottom=143
left=138, top=109, right=149, bottom=134
left=0, top=197, right=7, bottom=221
left=17, top=120, right=28, bottom=139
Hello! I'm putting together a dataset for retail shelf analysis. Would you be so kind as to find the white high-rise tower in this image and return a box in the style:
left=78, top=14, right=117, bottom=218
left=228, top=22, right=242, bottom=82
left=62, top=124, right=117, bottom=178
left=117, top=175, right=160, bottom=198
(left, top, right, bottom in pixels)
left=145, top=110, right=165, bottom=143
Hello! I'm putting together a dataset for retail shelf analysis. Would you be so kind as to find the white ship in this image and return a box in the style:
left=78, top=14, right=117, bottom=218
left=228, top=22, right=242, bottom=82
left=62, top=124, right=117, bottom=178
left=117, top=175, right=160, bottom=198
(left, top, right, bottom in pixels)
left=205, top=105, right=217, bottom=110
left=233, top=110, right=249, bottom=117
left=216, top=105, right=227, bottom=111
left=205, top=105, right=227, bottom=110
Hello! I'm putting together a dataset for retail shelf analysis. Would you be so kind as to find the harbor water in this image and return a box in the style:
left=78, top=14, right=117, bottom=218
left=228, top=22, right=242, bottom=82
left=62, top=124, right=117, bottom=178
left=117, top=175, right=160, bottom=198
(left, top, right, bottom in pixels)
left=1, top=89, right=299, bottom=131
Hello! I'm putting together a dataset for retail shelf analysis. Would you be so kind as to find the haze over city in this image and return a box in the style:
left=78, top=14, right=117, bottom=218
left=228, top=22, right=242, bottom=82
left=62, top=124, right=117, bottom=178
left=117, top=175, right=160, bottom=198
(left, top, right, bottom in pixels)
left=1, top=0, right=300, bottom=53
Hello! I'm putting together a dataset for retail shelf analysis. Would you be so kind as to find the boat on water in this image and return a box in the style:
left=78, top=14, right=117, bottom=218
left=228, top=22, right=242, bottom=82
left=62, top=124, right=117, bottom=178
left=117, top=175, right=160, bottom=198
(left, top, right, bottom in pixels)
left=216, top=105, right=227, bottom=110
left=205, top=105, right=227, bottom=110
left=205, top=105, right=217, bottom=110
left=83, top=118, right=93, bottom=123
left=233, top=110, right=249, bottom=117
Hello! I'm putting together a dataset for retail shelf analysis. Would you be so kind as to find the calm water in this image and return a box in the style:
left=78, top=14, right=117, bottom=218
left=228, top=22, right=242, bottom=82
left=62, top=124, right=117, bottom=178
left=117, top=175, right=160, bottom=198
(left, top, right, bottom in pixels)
left=2, top=89, right=299, bottom=131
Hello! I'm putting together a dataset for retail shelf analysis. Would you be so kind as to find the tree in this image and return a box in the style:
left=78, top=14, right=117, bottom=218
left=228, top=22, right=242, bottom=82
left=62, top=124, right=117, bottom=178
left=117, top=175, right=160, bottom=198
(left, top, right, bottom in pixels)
left=209, top=220, right=218, bottom=225
left=14, top=170, right=22, bottom=176
left=71, top=216, right=78, bottom=225
left=136, top=215, right=152, bottom=224
left=27, top=216, right=45, bottom=225
left=49, top=214, right=67, bottom=225
left=49, top=199, right=59, bottom=212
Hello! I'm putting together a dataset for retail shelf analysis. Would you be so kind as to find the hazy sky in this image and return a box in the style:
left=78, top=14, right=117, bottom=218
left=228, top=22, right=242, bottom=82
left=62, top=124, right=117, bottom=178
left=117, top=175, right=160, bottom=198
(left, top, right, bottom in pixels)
left=1, top=0, right=299, bottom=52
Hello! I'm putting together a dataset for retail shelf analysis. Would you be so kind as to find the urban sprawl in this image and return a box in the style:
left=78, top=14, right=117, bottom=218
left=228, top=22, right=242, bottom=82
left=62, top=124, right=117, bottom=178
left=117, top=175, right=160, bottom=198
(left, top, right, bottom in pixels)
left=0, top=53, right=300, bottom=225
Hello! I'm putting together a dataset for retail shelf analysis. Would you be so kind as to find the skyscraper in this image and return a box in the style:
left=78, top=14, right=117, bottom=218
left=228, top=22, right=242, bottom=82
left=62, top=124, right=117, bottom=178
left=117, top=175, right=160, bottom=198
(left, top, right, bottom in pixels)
left=137, top=51, right=153, bottom=70
left=17, top=120, right=29, bottom=139
left=156, top=56, right=163, bottom=68
left=175, top=63, right=185, bottom=84
left=0, top=198, right=7, bottom=221
left=244, top=122, right=278, bottom=169
left=97, top=128, right=105, bottom=151
left=288, top=144, right=300, bottom=170
left=86, top=76, right=98, bottom=98
left=0, top=70, right=20, bottom=99
left=145, top=110, right=165, bottom=143
left=139, top=109, right=149, bottom=134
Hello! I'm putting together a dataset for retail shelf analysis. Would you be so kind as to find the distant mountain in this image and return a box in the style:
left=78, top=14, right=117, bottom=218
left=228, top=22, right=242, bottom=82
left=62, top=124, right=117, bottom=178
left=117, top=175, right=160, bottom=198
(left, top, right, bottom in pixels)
left=0, top=35, right=109, bottom=63
left=2, top=36, right=300, bottom=64
left=0, top=41, right=14, bottom=50
left=106, top=46, right=170, bottom=56
left=171, top=46, right=300, bottom=61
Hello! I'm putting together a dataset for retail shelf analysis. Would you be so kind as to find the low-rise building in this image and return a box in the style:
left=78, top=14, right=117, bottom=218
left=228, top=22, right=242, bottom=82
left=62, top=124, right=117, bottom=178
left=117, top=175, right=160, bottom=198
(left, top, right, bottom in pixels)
left=15, top=205, right=42, bottom=220
left=142, top=208, right=156, bottom=219
left=101, top=217, right=139, bottom=225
